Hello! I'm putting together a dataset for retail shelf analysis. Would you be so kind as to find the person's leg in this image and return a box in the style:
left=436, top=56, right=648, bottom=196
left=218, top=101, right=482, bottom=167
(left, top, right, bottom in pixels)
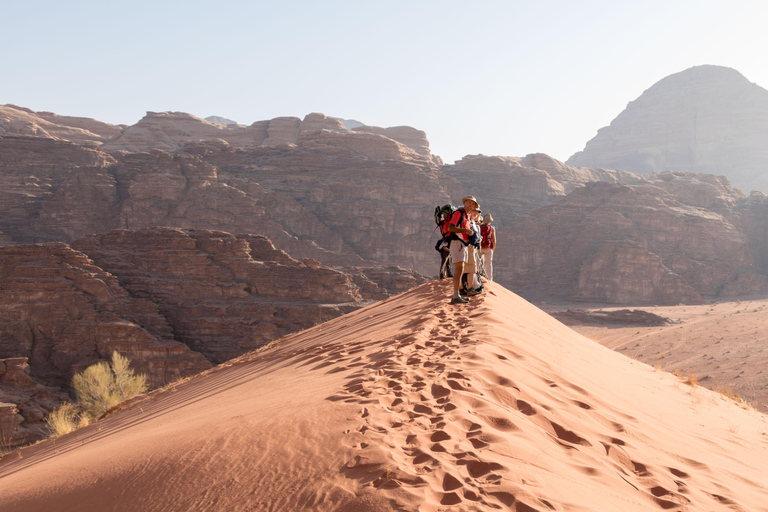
left=453, top=261, right=464, bottom=295
left=449, top=240, right=467, bottom=301
left=465, top=245, right=477, bottom=288
left=485, top=249, right=493, bottom=281
left=439, top=249, right=450, bottom=278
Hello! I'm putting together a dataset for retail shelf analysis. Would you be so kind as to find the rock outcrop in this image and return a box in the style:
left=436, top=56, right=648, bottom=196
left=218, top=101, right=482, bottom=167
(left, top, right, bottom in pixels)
left=0, top=104, right=123, bottom=146
left=503, top=181, right=765, bottom=304
left=72, top=228, right=367, bottom=364
left=0, top=227, right=424, bottom=446
left=6, top=103, right=768, bottom=305
left=0, top=242, right=211, bottom=388
left=567, top=65, right=768, bottom=194
left=0, top=111, right=449, bottom=275
left=1, top=358, right=71, bottom=448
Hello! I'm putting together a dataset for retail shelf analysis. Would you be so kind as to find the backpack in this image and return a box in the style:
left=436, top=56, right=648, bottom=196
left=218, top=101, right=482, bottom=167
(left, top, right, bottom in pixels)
left=434, top=204, right=468, bottom=245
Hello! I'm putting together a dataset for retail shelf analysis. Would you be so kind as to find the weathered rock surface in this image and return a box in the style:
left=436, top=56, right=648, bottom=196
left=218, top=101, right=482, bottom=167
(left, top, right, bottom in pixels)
left=567, top=65, right=768, bottom=194
left=5, top=104, right=768, bottom=306
left=0, top=242, right=213, bottom=447
left=502, top=181, right=765, bottom=304
left=0, top=104, right=123, bottom=146
left=0, top=243, right=211, bottom=388
left=0, top=228, right=423, bottom=445
left=0, top=357, right=71, bottom=448
left=72, top=228, right=370, bottom=364
left=0, top=111, right=450, bottom=275
left=445, top=153, right=642, bottom=220
left=0, top=136, right=118, bottom=244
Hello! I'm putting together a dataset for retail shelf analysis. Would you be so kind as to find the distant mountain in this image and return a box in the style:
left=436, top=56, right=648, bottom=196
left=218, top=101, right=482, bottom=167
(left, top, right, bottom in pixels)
left=335, top=117, right=365, bottom=129
left=204, top=115, right=240, bottom=126
left=567, top=65, right=768, bottom=193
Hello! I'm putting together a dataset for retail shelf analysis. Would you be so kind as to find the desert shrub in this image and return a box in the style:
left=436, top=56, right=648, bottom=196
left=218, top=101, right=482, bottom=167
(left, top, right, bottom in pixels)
left=72, top=352, right=147, bottom=420
left=46, top=403, right=80, bottom=438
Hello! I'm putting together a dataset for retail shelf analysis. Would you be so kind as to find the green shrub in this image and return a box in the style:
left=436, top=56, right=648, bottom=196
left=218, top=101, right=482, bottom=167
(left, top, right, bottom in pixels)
left=72, top=352, right=147, bottom=420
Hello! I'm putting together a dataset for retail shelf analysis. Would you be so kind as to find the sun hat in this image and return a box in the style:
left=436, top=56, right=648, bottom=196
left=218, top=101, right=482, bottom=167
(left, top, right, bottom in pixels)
left=483, top=214, right=493, bottom=224
left=462, top=196, right=480, bottom=208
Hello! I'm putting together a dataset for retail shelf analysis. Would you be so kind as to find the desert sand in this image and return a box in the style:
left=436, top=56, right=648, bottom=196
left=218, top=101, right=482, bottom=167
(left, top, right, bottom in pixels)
left=546, top=297, right=768, bottom=412
left=2, top=281, right=768, bottom=511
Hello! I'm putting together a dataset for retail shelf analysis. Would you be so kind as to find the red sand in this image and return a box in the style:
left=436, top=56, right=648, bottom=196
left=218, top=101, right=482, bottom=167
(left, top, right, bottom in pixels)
left=545, top=298, right=768, bottom=412
left=2, top=281, right=768, bottom=511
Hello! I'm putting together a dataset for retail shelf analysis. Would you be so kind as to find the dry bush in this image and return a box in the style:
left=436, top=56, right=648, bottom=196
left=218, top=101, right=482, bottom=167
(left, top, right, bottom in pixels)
left=72, top=352, right=147, bottom=421
left=714, top=384, right=753, bottom=410
left=45, top=403, right=80, bottom=438
left=686, top=371, right=698, bottom=387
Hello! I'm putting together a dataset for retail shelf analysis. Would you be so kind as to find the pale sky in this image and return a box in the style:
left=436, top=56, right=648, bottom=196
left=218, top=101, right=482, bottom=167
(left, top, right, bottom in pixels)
left=3, top=0, right=767, bottom=163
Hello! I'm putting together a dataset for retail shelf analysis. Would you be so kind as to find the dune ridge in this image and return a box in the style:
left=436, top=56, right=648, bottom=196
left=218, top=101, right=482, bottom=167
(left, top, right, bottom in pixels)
left=1, top=281, right=768, bottom=511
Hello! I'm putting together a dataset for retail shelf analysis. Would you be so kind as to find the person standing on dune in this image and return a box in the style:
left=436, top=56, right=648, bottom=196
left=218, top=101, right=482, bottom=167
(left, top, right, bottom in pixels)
left=480, top=213, right=496, bottom=281
left=446, top=196, right=480, bottom=304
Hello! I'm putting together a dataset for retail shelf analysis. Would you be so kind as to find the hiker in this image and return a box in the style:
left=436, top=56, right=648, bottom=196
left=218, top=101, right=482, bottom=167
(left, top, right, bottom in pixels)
left=435, top=238, right=452, bottom=279
left=464, top=207, right=483, bottom=295
left=445, top=196, right=480, bottom=304
left=480, top=213, right=496, bottom=281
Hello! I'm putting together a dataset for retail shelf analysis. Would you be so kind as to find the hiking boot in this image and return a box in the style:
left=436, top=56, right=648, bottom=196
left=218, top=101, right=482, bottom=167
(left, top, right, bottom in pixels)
left=466, top=288, right=482, bottom=296
left=451, top=296, right=469, bottom=304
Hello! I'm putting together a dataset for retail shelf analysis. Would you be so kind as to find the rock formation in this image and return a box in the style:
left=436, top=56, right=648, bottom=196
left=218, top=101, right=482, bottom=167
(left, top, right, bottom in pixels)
left=567, top=65, right=768, bottom=194
left=5, top=102, right=768, bottom=306
left=0, top=110, right=449, bottom=275
left=72, top=228, right=366, bottom=364
left=0, top=227, right=424, bottom=447
left=502, top=181, right=765, bottom=304
left=0, top=242, right=210, bottom=388
left=0, top=104, right=123, bottom=146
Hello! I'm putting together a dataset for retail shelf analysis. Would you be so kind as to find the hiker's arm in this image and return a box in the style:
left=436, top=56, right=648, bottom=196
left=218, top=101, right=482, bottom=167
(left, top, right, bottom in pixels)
left=491, top=228, right=496, bottom=250
left=447, top=224, right=472, bottom=234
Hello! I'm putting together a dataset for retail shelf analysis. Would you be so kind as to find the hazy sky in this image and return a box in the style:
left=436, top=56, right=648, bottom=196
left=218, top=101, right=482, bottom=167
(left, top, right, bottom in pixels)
left=3, top=0, right=767, bottom=163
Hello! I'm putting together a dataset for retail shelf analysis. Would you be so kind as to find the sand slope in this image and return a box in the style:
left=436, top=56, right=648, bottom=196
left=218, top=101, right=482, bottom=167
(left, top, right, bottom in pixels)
left=548, top=299, right=768, bottom=411
left=2, top=281, right=768, bottom=511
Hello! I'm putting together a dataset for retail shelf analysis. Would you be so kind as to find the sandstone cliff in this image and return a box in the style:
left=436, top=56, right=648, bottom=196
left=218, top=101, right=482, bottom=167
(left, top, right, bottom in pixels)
left=6, top=104, right=768, bottom=306
left=567, top=65, right=768, bottom=194
left=0, top=227, right=425, bottom=447
left=72, top=228, right=366, bottom=364
left=0, top=111, right=449, bottom=275
left=502, top=181, right=764, bottom=304
left=0, top=104, right=123, bottom=146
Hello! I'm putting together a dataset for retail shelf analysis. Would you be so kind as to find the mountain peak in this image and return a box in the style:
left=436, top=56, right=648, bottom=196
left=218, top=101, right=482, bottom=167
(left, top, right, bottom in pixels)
left=567, top=66, right=768, bottom=193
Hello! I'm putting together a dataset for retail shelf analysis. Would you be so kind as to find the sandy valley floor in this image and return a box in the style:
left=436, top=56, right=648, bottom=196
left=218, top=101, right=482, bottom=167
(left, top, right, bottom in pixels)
left=544, top=296, right=768, bottom=412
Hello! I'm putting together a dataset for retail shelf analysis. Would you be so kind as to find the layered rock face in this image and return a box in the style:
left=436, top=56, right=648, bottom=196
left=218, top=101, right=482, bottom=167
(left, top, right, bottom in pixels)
left=504, top=180, right=764, bottom=304
left=0, top=243, right=210, bottom=388
left=0, top=104, right=123, bottom=145
left=0, top=111, right=450, bottom=276
left=73, top=228, right=365, bottom=364
left=5, top=102, right=768, bottom=307
left=567, top=65, right=768, bottom=194
left=0, top=242, right=211, bottom=446
left=0, top=136, right=118, bottom=244
left=0, top=227, right=423, bottom=446
left=444, top=153, right=642, bottom=220
left=443, top=152, right=768, bottom=303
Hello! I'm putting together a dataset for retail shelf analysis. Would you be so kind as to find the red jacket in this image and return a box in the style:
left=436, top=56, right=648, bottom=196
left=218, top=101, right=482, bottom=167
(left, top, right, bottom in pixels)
left=480, top=224, right=496, bottom=249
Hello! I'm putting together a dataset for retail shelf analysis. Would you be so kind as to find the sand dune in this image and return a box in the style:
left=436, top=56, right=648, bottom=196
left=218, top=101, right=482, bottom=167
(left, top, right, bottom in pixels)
left=2, top=281, right=768, bottom=511
left=548, top=298, right=768, bottom=412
